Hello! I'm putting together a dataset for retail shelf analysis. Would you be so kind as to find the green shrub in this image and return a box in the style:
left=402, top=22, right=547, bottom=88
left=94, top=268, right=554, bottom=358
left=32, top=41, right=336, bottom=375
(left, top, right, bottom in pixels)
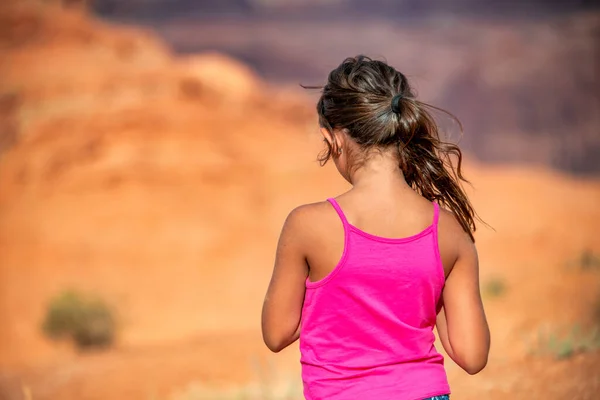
left=579, top=249, right=600, bottom=270
left=566, top=249, right=600, bottom=271
left=42, top=290, right=115, bottom=349
left=482, top=278, right=507, bottom=298
left=531, top=324, right=600, bottom=360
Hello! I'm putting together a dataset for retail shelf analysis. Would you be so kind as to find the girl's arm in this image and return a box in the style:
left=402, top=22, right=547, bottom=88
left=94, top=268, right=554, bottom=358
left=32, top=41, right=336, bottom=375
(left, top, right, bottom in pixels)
left=435, top=307, right=455, bottom=360
left=261, top=207, right=309, bottom=353
left=438, top=234, right=490, bottom=374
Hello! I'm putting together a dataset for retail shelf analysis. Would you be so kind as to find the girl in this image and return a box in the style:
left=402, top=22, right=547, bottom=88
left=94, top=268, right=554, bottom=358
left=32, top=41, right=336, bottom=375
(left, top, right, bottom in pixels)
left=261, top=55, right=490, bottom=400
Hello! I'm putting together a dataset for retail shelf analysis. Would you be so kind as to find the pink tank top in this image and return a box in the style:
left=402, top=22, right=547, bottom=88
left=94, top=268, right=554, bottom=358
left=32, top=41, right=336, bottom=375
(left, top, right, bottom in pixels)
left=299, top=198, right=450, bottom=400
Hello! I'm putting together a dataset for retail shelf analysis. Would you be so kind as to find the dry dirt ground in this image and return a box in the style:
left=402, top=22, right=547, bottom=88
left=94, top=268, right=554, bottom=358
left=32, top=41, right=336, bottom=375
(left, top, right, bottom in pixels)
left=0, top=3, right=599, bottom=400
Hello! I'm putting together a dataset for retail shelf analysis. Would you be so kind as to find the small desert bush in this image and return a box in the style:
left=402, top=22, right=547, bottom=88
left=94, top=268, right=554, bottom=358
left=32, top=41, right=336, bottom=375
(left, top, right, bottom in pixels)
left=530, top=324, right=600, bottom=360
left=42, top=289, right=115, bottom=349
left=566, top=249, right=600, bottom=271
left=578, top=249, right=600, bottom=271
left=482, top=277, right=507, bottom=298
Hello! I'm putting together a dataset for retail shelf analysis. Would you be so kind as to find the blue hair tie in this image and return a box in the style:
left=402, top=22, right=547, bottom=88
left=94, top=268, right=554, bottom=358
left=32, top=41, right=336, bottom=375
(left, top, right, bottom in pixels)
left=391, top=94, right=403, bottom=113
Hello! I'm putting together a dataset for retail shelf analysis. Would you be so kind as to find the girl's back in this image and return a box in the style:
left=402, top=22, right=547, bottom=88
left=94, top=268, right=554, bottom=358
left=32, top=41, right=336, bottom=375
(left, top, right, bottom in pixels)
left=300, top=194, right=449, bottom=399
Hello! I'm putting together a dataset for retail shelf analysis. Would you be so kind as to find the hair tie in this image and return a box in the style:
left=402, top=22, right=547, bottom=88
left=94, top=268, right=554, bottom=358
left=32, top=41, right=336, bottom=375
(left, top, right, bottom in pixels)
left=391, top=94, right=403, bottom=114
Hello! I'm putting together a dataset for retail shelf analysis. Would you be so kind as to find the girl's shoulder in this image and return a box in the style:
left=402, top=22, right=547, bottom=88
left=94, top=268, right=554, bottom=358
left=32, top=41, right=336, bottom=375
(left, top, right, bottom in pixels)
left=436, top=204, right=477, bottom=277
left=437, top=205, right=475, bottom=244
left=282, top=200, right=344, bottom=244
left=285, top=200, right=339, bottom=228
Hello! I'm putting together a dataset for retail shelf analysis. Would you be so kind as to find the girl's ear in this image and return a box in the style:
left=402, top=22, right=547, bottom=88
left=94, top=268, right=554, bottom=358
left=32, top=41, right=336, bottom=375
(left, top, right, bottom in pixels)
left=320, top=127, right=344, bottom=155
left=335, top=129, right=347, bottom=152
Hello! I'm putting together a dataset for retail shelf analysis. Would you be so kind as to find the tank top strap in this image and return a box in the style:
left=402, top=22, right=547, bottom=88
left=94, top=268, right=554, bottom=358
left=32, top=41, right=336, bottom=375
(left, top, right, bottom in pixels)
left=432, top=202, right=440, bottom=227
left=327, top=198, right=349, bottom=227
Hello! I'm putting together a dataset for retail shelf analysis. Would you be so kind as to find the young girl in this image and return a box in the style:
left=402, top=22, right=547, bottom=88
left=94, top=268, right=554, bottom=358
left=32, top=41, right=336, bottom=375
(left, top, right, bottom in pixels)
left=261, top=55, right=490, bottom=400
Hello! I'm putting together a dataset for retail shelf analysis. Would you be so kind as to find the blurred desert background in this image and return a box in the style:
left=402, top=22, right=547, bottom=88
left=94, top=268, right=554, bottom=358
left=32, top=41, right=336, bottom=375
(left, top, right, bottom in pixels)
left=0, top=0, right=599, bottom=399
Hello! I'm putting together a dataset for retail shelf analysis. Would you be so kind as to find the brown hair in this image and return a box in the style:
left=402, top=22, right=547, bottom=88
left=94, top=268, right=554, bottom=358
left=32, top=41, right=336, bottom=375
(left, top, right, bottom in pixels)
left=306, top=55, right=477, bottom=241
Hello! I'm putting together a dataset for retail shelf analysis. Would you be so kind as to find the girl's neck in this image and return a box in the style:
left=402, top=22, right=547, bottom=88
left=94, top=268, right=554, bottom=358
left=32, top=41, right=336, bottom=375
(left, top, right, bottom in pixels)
left=349, top=152, right=410, bottom=192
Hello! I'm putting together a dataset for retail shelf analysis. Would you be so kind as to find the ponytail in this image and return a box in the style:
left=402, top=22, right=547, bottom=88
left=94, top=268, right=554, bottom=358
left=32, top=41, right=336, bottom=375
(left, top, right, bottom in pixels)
left=394, top=97, right=476, bottom=241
